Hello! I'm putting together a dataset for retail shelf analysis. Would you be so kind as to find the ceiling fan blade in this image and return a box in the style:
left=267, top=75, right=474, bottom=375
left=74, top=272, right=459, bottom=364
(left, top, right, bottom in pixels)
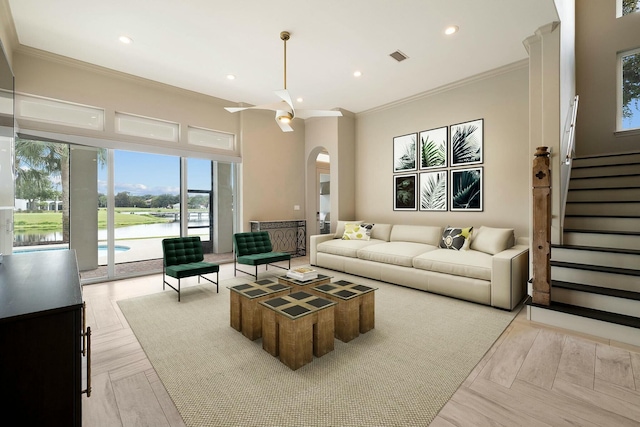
left=276, top=118, right=294, bottom=132
left=295, top=109, right=343, bottom=120
left=224, top=101, right=288, bottom=113
left=274, top=89, right=295, bottom=112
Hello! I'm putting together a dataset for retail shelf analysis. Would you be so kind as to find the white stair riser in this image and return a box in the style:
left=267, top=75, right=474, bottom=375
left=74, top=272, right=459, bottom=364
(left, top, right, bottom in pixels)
left=571, top=164, right=640, bottom=178
left=564, top=216, right=640, bottom=232
left=567, top=188, right=640, bottom=202
left=551, top=287, right=640, bottom=318
left=565, top=203, right=640, bottom=216
left=572, top=153, right=640, bottom=167
left=528, top=305, right=640, bottom=347
left=552, top=248, right=640, bottom=270
left=562, top=232, right=640, bottom=250
left=551, top=266, right=640, bottom=291
left=569, top=175, right=638, bottom=189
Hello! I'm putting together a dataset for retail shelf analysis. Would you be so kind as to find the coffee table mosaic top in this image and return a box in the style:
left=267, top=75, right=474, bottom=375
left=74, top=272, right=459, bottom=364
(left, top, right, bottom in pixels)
left=260, top=291, right=336, bottom=320
left=228, top=279, right=291, bottom=299
left=313, top=279, right=378, bottom=300
left=278, top=274, right=332, bottom=286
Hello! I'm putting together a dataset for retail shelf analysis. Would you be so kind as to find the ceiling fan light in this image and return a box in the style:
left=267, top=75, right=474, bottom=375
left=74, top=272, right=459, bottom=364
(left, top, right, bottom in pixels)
left=277, top=112, right=293, bottom=123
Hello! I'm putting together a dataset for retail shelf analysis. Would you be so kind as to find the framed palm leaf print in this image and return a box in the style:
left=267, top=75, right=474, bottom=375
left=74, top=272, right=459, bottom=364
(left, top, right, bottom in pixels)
left=394, top=173, right=417, bottom=211
left=450, top=119, right=483, bottom=166
left=393, top=133, right=417, bottom=172
left=419, top=127, right=447, bottom=169
left=419, top=171, right=447, bottom=211
left=451, top=167, right=483, bottom=211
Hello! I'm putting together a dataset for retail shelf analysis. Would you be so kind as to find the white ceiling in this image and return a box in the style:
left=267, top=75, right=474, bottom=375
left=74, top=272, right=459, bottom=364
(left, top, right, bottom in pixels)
left=7, top=0, right=558, bottom=114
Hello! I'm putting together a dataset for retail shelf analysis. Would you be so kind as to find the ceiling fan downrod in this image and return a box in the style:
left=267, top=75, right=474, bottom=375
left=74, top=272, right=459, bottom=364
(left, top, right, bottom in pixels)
left=281, top=31, right=290, bottom=90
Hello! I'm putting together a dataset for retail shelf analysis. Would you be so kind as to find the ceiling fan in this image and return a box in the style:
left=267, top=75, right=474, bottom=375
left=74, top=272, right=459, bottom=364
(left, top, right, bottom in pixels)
left=224, top=31, right=343, bottom=132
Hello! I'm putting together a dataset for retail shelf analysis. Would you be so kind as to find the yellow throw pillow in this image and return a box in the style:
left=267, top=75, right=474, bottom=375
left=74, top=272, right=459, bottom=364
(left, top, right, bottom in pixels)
left=342, top=223, right=374, bottom=240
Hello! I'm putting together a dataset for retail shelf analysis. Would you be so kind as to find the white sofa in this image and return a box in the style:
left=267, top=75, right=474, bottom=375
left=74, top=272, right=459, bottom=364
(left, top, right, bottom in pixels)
left=310, top=222, right=529, bottom=310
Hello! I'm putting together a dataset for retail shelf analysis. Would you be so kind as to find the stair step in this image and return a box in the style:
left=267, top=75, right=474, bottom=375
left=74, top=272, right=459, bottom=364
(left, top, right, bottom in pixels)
left=551, top=261, right=640, bottom=291
left=570, top=163, right=640, bottom=178
left=563, top=230, right=640, bottom=250
left=527, top=300, right=640, bottom=346
left=567, top=187, right=640, bottom=202
left=572, top=152, right=640, bottom=167
left=552, top=281, right=640, bottom=318
left=569, top=175, right=640, bottom=189
left=564, top=216, right=640, bottom=232
left=565, top=202, right=640, bottom=216
left=551, top=245, right=640, bottom=269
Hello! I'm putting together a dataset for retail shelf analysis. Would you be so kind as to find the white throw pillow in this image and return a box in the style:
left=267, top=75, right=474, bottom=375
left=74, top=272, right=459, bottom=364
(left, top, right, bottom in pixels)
left=470, top=226, right=515, bottom=255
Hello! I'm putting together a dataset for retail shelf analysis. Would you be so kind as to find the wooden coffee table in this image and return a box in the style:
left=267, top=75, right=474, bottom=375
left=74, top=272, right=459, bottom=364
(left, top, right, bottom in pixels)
left=311, top=279, right=377, bottom=342
left=228, top=279, right=291, bottom=340
left=277, top=273, right=332, bottom=289
left=260, top=291, right=336, bottom=370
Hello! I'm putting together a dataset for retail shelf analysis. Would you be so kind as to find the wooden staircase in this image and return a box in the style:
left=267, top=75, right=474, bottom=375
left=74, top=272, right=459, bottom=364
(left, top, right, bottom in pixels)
left=528, top=152, right=640, bottom=346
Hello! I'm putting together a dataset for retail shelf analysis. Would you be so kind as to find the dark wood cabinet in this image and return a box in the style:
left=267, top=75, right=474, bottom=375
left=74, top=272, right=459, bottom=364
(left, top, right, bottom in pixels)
left=0, top=250, right=87, bottom=426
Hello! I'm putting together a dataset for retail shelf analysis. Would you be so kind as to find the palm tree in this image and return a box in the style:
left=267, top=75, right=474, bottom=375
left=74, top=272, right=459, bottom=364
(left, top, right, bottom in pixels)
left=15, top=138, right=107, bottom=243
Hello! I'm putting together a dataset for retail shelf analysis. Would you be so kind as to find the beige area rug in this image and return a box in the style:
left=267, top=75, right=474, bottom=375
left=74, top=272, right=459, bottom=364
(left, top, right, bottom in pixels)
left=118, top=268, right=518, bottom=427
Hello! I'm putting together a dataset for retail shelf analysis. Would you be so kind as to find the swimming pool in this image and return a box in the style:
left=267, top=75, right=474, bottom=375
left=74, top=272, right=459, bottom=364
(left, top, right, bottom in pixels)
left=14, top=245, right=131, bottom=255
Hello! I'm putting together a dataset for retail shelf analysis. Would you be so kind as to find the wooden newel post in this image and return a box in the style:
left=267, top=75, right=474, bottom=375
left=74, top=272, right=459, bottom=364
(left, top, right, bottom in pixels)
left=532, top=146, right=551, bottom=305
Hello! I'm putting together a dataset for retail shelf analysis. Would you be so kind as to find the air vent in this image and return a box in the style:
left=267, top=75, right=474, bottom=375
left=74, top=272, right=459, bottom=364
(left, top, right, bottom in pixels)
left=389, top=50, right=408, bottom=62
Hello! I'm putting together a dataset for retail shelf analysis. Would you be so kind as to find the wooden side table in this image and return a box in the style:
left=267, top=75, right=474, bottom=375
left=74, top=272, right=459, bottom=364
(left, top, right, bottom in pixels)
left=311, top=279, right=377, bottom=342
left=260, top=291, right=336, bottom=370
left=228, top=279, right=291, bottom=340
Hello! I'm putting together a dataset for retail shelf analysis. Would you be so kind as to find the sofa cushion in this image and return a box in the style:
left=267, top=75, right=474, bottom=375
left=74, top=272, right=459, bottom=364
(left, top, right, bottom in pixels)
left=439, top=226, right=473, bottom=251
left=357, top=242, right=437, bottom=267
left=334, top=220, right=363, bottom=239
left=370, top=223, right=393, bottom=242
left=317, top=238, right=384, bottom=258
left=389, top=225, right=442, bottom=245
left=342, top=223, right=374, bottom=240
left=413, top=249, right=492, bottom=281
left=470, top=226, right=515, bottom=255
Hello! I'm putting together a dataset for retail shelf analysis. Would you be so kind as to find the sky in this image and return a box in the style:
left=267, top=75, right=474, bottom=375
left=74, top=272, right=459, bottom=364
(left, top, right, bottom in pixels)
left=97, top=150, right=213, bottom=196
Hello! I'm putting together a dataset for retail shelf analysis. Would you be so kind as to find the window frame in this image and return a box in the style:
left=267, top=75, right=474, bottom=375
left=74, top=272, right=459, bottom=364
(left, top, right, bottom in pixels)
left=617, top=47, right=640, bottom=133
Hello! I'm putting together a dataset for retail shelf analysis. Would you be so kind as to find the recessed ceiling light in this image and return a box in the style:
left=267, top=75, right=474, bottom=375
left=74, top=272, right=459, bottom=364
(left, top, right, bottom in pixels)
left=296, top=97, right=303, bottom=103
left=226, top=74, right=236, bottom=80
left=118, top=35, right=133, bottom=44
left=445, top=26, right=459, bottom=35
left=353, top=71, right=362, bottom=77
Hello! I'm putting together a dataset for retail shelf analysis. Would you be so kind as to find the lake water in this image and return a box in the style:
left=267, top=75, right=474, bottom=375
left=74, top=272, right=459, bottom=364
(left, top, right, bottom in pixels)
left=14, top=221, right=209, bottom=244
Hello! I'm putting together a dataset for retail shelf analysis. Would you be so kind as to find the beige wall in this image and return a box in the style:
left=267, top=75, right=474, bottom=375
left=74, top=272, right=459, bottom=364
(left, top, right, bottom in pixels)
left=355, top=64, right=531, bottom=238
left=576, top=0, right=640, bottom=156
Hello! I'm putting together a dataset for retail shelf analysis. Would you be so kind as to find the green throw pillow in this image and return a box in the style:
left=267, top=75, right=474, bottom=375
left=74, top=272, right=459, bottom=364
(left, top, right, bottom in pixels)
left=439, top=226, right=473, bottom=250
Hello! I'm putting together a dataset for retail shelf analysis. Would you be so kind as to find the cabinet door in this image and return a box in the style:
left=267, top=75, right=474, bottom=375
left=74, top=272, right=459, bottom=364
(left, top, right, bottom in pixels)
left=0, top=308, right=82, bottom=426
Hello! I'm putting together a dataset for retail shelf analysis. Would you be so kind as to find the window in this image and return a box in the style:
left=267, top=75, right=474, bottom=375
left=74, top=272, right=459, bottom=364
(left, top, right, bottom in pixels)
left=619, top=48, right=640, bottom=131
left=621, top=0, right=640, bottom=16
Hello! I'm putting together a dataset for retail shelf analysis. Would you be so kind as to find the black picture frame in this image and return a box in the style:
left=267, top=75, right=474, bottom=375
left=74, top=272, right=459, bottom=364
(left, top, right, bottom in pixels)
left=450, top=167, right=483, bottom=211
left=419, top=171, right=447, bottom=211
left=419, top=126, right=447, bottom=170
left=450, top=119, right=483, bottom=167
left=393, top=133, right=417, bottom=173
left=393, top=173, right=417, bottom=211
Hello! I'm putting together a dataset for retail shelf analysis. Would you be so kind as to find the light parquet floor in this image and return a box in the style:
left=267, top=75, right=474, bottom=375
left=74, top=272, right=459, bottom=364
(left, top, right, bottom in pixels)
left=82, top=259, right=640, bottom=426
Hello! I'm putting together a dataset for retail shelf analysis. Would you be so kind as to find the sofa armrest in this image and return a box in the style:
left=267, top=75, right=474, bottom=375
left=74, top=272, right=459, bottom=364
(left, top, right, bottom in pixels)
left=491, top=244, right=529, bottom=310
left=310, top=234, right=335, bottom=265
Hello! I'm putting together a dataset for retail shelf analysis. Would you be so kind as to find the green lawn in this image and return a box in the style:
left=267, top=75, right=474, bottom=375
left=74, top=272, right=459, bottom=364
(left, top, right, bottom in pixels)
left=14, top=209, right=173, bottom=231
